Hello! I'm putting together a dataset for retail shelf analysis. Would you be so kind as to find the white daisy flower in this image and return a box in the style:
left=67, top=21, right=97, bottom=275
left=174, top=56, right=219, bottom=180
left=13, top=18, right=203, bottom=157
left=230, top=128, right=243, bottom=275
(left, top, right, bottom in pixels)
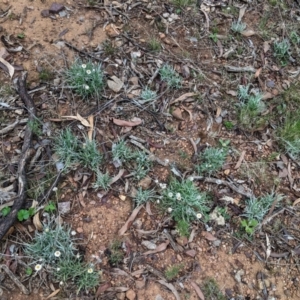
left=86, top=70, right=91, bottom=75
left=71, top=230, right=76, bottom=236
left=35, top=264, right=42, bottom=271
left=188, top=176, right=194, bottom=181
left=44, top=228, right=49, bottom=232
left=176, top=193, right=181, bottom=201
left=196, top=213, right=202, bottom=219
left=167, top=207, right=173, bottom=213
left=57, top=268, right=60, bottom=271
left=81, top=64, right=87, bottom=69
left=53, top=187, right=58, bottom=192
left=159, top=183, right=167, bottom=189
left=168, top=192, right=173, bottom=198
left=54, top=251, right=61, bottom=258
left=76, top=253, right=80, bottom=259
left=92, top=69, right=95, bottom=72
left=84, top=84, right=90, bottom=90
left=87, top=268, right=93, bottom=274
left=156, top=199, right=160, bottom=204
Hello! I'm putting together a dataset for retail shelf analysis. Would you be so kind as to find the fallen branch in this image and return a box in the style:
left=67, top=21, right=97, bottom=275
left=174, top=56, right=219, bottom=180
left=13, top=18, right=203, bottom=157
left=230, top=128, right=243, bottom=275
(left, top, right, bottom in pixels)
left=0, top=72, right=36, bottom=240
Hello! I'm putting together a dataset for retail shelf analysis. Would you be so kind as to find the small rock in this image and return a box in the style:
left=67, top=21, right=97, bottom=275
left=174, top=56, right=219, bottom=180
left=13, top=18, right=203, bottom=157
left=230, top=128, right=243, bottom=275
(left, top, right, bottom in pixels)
left=168, top=17, right=173, bottom=22
left=41, top=10, right=50, bottom=17
left=125, top=289, right=136, bottom=300
left=107, top=76, right=123, bottom=92
left=177, top=254, right=182, bottom=261
left=234, top=269, right=244, bottom=283
left=162, top=12, right=170, bottom=18
left=116, top=292, right=126, bottom=300
left=159, top=32, right=166, bottom=39
left=119, top=195, right=126, bottom=201
left=176, top=236, right=188, bottom=246
left=141, top=240, right=157, bottom=250
left=181, top=65, right=190, bottom=78
left=76, top=227, right=83, bottom=233
left=185, top=249, right=196, bottom=258
left=49, top=3, right=65, bottom=14
left=53, top=78, right=60, bottom=86
left=155, top=295, right=164, bottom=300
left=57, top=201, right=70, bottom=214
left=135, top=279, right=145, bottom=289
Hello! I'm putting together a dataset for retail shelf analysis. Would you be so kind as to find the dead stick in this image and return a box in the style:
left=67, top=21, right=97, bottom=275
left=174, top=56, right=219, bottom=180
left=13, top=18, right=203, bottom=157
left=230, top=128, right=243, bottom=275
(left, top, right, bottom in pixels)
left=0, top=72, right=36, bottom=240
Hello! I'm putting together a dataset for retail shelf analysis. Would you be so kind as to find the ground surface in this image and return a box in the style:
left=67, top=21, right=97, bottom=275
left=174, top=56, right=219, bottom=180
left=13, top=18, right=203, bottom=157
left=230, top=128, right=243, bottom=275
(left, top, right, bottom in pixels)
left=0, top=0, right=300, bottom=299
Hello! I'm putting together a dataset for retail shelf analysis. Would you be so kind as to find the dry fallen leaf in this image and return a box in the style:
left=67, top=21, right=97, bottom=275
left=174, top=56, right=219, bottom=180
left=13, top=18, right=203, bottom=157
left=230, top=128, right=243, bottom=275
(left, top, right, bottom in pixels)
left=171, top=107, right=184, bottom=120
left=202, top=231, right=217, bottom=241
left=105, top=23, right=121, bottom=37
left=45, top=289, right=60, bottom=299
left=61, top=113, right=91, bottom=127
left=33, top=213, right=43, bottom=231
left=119, top=205, right=143, bottom=235
left=293, top=198, right=300, bottom=206
left=263, top=41, right=270, bottom=53
left=170, top=92, right=196, bottom=104
left=0, top=56, right=14, bottom=78
left=87, top=115, right=94, bottom=141
left=190, top=281, right=205, bottom=300
left=113, top=117, right=142, bottom=127
left=107, top=75, right=124, bottom=92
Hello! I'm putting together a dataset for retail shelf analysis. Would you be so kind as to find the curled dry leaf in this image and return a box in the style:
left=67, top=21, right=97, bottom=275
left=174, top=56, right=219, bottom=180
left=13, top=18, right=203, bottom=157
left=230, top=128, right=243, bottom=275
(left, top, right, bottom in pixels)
left=293, top=198, right=300, bottom=206
left=226, top=90, right=237, bottom=96
left=143, top=240, right=169, bottom=255
left=107, top=75, right=124, bottom=92
left=105, top=23, right=121, bottom=37
left=45, top=289, right=60, bottom=299
left=190, top=281, right=205, bottom=300
left=113, top=117, right=142, bottom=127
left=33, top=212, right=43, bottom=231
left=109, top=169, right=125, bottom=185
left=118, top=205, right=143, bottom=235
left=0, top=56, right=14, bottom=78
left=61, top=113, right=91, bottom=127
left=170, top=92, right=196, bottom=104
left=171, top=107, right=184, bottom=120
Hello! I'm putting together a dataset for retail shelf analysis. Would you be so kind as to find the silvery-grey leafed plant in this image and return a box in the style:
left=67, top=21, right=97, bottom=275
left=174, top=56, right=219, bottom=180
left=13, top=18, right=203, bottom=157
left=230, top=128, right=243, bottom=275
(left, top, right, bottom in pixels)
left=132, top=150, right=152, bottom=180
left=140, top=87, right=157, bottom=103
left=196, top=147, right=228, bottom=176
left=65, top=59, right=105, bottom=100
left=162, top=178, right=210, bottom=224
left=93, top=170, right=111, bottom=191
left=54, top=128, right=80, bottom=170
left=231, top=21, right=247, bottom=33
left=273, top=38, right=290, bottom=66
left=24, top=222, right=76, bottom=264
left=112, top=139, right=134, bottom=166
left=159, top=64, right=182, bottom=88
left=78, top=139, right=103, bottom=171
left=134, top=187, right=156, bottom=207
left=243, top=192, right=284, bottom=222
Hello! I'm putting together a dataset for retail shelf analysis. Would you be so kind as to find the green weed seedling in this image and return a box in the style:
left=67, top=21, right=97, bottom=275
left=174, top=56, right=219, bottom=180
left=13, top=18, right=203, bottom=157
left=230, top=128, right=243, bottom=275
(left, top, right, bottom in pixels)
left=106, top=240, right=124, bottom=267
left=102, top=40, right=115, bottom=55
left=201, top=278, right=226, bottom=300
left=17, top=208, right=35, bottom=222
left=159, top=64, right=182, bottom=88
left=28, top=119, right=42, bottom=136
left=44, top=201, right=56, bottom=214
left=39, top=68, right=53, bottom=82
left=148, top=38, right=161, bottom=52
left=176, top=219, right=190, bottom=237
left=240, top=219, right=258, bottom=235
left=132, top=151, right=152, bottom=180
left=65, top=59, right=105, bottom=100
left=196, top=146, right=228, bottom=176
left=94, top=170, right=111, bottom=191
left=162, top=178, right=209, bottom=224
left=290, top=31, right=300, bottom=45
left=25, top=267, right=33, bottom=276
left=273, top=39, right=290, bottom=66
left=165, top=264, right=184, bottom=281
left=277, top=111, right=300, bottom=159
left=1, top=207, right=11, bottom=217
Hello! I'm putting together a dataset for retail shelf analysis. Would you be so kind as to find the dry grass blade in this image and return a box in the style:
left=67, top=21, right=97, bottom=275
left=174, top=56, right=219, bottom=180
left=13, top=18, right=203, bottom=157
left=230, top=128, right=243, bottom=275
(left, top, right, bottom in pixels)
left=118, top=205, right=143, bottom=235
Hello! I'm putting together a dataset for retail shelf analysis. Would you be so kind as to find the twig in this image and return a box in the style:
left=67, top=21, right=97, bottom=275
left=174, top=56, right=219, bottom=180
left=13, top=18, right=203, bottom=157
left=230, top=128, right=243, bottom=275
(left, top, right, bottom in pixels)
left=0, top=264, right=29, bottom=294
left=193, top=176, right=253, bottom=198
left=64, top=40, right=102, bottom=61
left=0, top=72, right=36, bottom=240
left=224, top=65, right=256, bottom=73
